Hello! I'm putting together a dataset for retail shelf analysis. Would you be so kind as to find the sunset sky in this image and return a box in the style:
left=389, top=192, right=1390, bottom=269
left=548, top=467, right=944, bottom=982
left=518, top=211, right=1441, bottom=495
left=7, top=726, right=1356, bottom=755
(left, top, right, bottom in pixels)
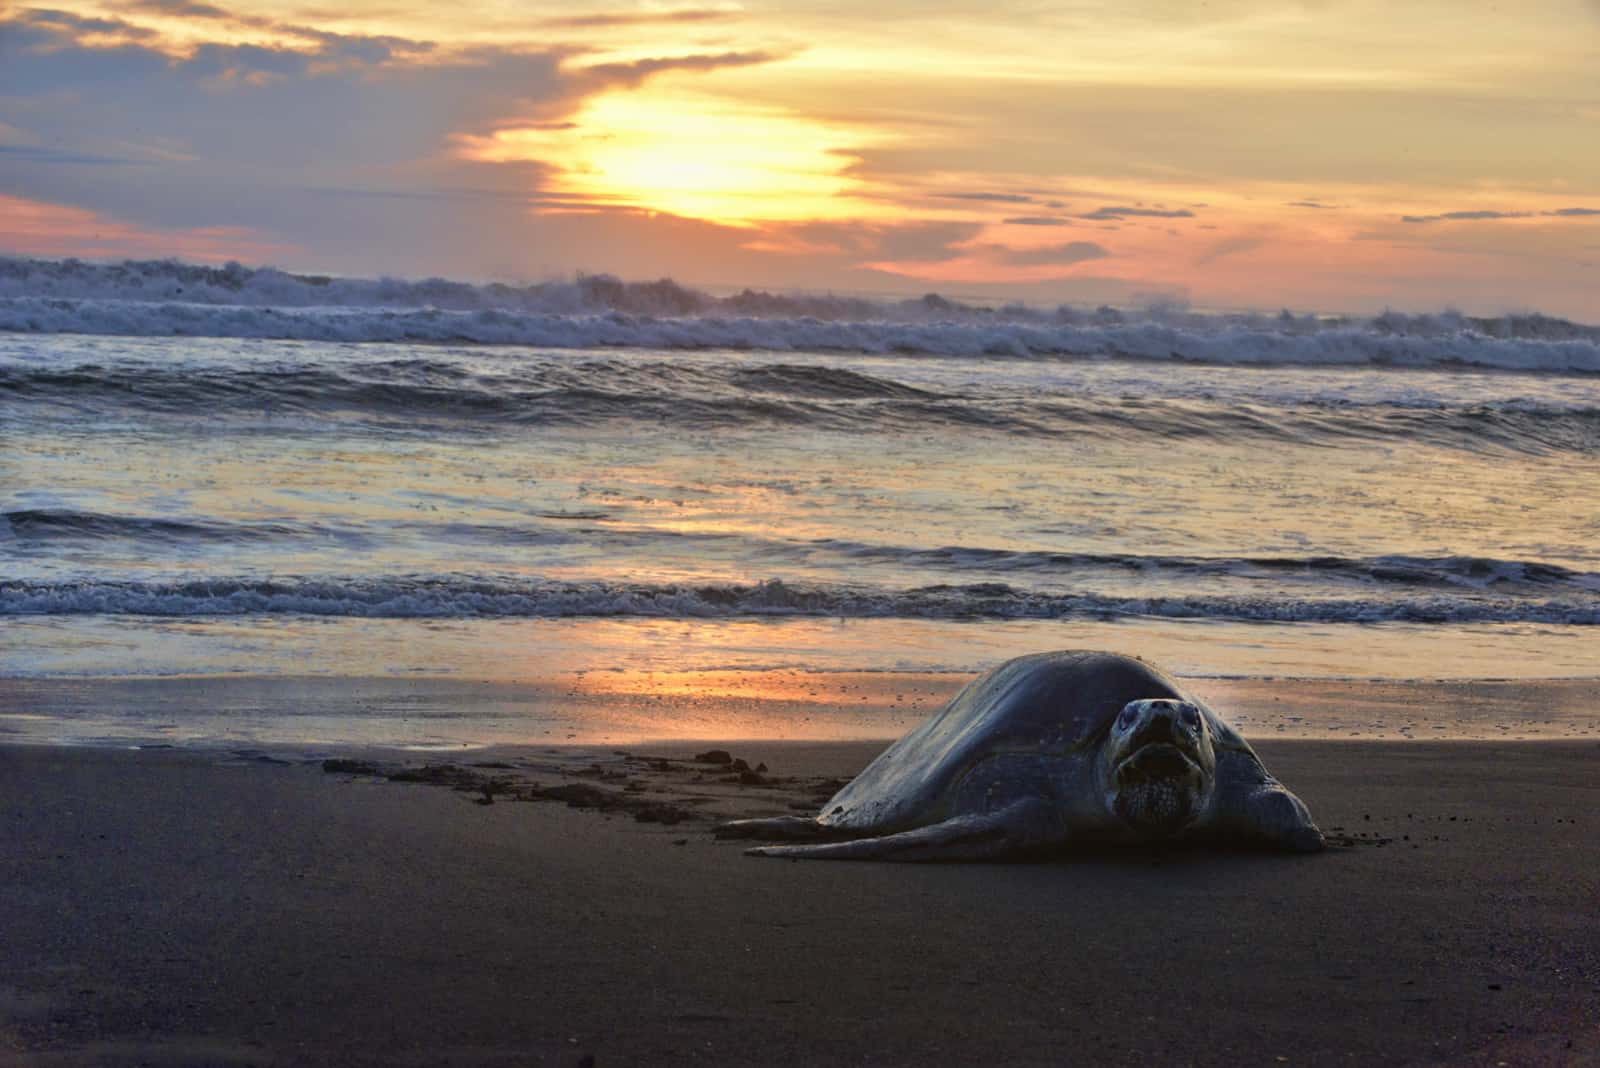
left=3, top=1, right=1598, bottom=315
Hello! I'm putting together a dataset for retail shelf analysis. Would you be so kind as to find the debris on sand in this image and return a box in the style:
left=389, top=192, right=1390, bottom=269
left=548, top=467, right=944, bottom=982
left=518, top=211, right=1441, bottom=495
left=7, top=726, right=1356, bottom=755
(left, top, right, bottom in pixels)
left=321, top=758, right=382, bottom=776
left=388, top=764, right=482, bottom=787
left=531, top=783, right=696, bottom=824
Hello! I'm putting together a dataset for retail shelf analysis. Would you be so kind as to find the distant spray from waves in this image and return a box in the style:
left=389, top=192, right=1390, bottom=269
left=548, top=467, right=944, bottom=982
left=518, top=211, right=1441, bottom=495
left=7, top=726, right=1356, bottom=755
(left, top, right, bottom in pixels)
left=2, top=255, right=1599, bottom=372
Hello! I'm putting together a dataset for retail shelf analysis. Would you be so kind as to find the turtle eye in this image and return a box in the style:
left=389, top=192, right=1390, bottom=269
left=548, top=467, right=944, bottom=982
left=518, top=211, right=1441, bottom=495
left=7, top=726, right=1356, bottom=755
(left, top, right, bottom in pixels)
left=1118, top=703, right=1141, bottom=728
left=1181, top=703, right=1200, bottom=727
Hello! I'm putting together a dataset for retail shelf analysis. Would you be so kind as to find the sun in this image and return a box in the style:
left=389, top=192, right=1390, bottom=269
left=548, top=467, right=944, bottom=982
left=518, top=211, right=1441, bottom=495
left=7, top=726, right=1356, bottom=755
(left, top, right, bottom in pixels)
left=460, top=89, right=880, bottom=225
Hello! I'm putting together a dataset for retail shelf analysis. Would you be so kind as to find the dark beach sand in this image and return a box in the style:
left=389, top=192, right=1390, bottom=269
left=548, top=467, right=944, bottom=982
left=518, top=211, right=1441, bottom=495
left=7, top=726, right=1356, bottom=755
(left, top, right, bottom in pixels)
left=3, top=712, right=1599, bottom=1064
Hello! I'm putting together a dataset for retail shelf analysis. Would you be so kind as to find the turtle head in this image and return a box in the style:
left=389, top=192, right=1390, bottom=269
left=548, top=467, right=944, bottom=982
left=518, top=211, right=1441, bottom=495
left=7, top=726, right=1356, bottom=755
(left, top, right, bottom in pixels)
left=1101, top=698, right=1216, bottom=836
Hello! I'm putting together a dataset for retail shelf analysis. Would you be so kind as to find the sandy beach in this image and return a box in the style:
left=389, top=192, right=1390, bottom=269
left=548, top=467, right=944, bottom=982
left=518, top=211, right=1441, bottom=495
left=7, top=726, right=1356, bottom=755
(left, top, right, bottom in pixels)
left=3, top=680, right=1598, bottom=1066
left=9, top=3, right=1600, bottom=1063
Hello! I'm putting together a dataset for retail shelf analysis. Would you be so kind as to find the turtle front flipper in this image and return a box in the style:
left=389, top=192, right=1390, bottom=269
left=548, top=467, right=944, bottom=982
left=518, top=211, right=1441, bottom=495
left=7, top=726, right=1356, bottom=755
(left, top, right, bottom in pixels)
left=744, top=799, right=1064, bottom=862
left=1218, top=781, right=1325, bottom=852
left=713, top=815, right=832, bottom=841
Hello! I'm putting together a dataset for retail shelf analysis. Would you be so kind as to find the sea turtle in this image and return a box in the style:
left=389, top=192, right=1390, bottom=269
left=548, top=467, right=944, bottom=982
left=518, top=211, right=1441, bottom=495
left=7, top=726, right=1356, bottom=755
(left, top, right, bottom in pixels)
left=716, top=650, right=1323, bottom=860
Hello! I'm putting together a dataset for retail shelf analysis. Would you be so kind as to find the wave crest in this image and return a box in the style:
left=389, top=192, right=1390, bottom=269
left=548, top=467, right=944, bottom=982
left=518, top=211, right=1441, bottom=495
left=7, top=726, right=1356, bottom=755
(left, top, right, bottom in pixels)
left=3, top=575, right=1595, bottom=625
left=7, top=357, right=1597, bottom=452
left=3, top=256, right=1600, bottom=372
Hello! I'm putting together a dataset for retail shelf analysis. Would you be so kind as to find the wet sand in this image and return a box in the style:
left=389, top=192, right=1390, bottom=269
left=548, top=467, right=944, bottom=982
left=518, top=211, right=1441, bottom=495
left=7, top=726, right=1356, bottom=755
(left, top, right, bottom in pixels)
left=6, top=671, right=1600, bottom=749
left=3, top=718, right=1599, bottom=1065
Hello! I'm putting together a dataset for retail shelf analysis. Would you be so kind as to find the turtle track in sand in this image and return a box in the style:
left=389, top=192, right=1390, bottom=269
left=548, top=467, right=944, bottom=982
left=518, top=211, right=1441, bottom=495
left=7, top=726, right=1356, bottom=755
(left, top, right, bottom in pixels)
left=321, top=749, right=851, bottom=829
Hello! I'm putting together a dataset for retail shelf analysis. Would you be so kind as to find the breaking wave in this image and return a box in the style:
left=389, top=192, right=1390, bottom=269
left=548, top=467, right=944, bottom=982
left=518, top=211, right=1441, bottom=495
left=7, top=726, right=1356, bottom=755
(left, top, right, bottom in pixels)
left=6, top=510, right=1595, bottom=600
left=6, top=355, right=1597, bottom=453
left=797, top=542, right=1600, bottom=595
left=3, top=575, right=1595, bottom=625
left=3, top=256, right=1599, bottom=372
left=0, top=508, right=349, bottom=545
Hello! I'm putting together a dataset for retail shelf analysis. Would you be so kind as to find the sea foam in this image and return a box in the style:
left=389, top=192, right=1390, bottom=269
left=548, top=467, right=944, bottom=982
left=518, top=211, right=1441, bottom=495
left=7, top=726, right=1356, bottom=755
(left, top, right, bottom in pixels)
left=3, top=256, right=1598, bottom=372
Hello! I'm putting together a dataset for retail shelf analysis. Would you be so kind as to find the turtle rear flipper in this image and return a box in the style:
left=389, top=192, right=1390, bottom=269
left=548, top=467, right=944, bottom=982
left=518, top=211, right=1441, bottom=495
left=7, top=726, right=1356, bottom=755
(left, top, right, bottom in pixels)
left=745, top=799, right=1063, bottom=862
left=713, top=815, right=831, bottom=841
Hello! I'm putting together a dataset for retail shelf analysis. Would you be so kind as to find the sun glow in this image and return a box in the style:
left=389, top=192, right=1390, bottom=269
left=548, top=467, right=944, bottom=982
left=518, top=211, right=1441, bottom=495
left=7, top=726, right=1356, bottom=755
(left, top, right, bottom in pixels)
left=460, top=89, right=882, bottom=224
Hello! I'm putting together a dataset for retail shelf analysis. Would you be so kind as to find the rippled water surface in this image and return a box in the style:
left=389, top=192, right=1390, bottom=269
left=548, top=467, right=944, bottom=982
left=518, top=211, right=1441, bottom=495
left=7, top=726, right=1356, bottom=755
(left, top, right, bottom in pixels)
left=4, top=333, right=1598, bottom=743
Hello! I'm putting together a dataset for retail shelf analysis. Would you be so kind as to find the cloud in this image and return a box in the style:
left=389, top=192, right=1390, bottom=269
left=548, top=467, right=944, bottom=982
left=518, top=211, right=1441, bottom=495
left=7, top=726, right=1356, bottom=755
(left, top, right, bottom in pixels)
left=578, top=50, right=789, bottom=86
left=1003, top=216, right=1071, bottom=226
left=980, top=241, right=1110, bottom=266
left=1400, top=210, right=1530, bottom=223
left=114, top=0, right=237, bottom=19
left=181, top=41, right=315, bottom=80
left=538, top=8, right=742, bottom=30
left=1400, top=207, right=1600, bottom=223
left=0, top=3, right=800, bottom=280
left=874, top=221, right=983, bottom=261
left=104, top=0, right=435, bottom=56
left=1288, top=200, right=1335, bottom=209
left=14, top=7, right=161, bottom=40
left=0, top=5, right=787, bottom=180
left=0, top=144, right=139, bottom=166
left=1077, top=206, right=1195, bottom=221
left=1, top=7, right=430, bottom=88
left=1193, top=235, right=1264, bottom=266
left=770, top=220, right=982, bottom=262
left=939, top=192, right=1037, bottom=204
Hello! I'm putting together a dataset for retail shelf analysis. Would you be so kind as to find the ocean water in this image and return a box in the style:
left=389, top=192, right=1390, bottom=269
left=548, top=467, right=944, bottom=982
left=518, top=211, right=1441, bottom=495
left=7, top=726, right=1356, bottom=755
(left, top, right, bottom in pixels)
left=2, top=258, right=1598, bottom=747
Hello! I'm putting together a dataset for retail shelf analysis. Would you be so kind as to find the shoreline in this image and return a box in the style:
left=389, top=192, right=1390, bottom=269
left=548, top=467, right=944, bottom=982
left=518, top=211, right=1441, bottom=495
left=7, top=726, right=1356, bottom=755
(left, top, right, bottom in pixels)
left=4, top=672, right=1599, bottom=752
left=4, top=735, right=1598, bottom=1065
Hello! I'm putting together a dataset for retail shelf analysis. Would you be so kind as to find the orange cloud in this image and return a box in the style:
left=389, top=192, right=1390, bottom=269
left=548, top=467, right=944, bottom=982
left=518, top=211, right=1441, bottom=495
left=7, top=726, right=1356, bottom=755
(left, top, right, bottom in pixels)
left=0, top=194, right=294, bottom=262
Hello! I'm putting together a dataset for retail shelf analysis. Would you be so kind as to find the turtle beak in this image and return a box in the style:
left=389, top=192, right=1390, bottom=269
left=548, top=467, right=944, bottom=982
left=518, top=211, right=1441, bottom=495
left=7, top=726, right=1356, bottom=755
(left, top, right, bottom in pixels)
left=1129, top=714, right=1183, bottom=751
left=1126, top=703, right=1199, bottom=757
left=1116, top=741, right=1199, bottom=785
left=1114, top=704, right=1202, bottom=784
